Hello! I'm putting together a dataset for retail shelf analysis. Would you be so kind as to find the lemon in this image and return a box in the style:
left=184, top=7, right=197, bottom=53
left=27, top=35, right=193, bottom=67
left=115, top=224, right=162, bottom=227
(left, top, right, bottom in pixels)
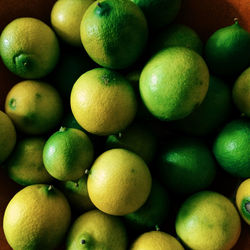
left=3, top=184, right=71, bottom=250
left=232, top=67, right=250, bottom=117
left=59, top=175, right=95, bottom=212
left=80, top=0, right=148, bottom=69
left=71, top=68, right=137, bottom=135
left=158, top=136, right=216, bottom=194
left=0, top=17, right=60, bottom=79
left=66, top=209, right=127, bottom=250
left=43, top=127, right=94, bottom=181
left=213, top=119, right=250, bottom=178
left=130, top=230, right=184, bottom=250
left=105, top=122, right=157, bottom=163
left=172, top=75, right=232, bottom=136
left=0, top=110, right=16, bottom=164
left=6, top=137, right=54, bottom=186
left=5, top=80, right=63, bottom=135
left=205, top=19, right=250, bottom=77
left=175, top=191, right=241, bottom=250
left=51, top=0, right=94, bottom=46
left=87, top=148, right=152, bottom=215
left=236, top=178, right=250, bottom=225
left=151, top=23, right=203, bottom=55
left=139, top=47, right=209, bottom=121
left=124, top=179, right=170, bottom=231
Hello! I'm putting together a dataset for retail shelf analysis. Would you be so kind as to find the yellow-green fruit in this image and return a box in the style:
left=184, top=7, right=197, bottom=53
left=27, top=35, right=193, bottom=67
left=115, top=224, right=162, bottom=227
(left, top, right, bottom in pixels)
left=232, top=67, right=250, bottom=117
left=3, top=184, right=71, bottom=250
left=0, top=111, right=16, bottom=164
left=5, top=80, right=63, bottom=135
left=6, top=137, right=54, bottom=186
left=66, top=209, right=127, bottom=250
left=87, top=148, right=152, bottom=215
left=176, top=191, right=241, bottom=250
left=80, top=0, right=148, bottom=69
left=140, top=47, right=209, bottom=121
left=71, top=68, right=137, bottom=135
left=43, top=127, right=94, bottom=181
left=51, top=0, right=94, bottom=46
left=236, top=178, right=250, bottom=225
left=130, top=231, right=184, bottom=250
left=60, top=175, right=95, bottom=212
left=0, top=17, right=59, bottom=79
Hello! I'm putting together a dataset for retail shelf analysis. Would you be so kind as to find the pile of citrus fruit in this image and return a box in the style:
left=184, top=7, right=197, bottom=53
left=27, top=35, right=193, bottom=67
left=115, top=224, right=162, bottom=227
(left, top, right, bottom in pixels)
left=0, top=0, right=249, bottom=249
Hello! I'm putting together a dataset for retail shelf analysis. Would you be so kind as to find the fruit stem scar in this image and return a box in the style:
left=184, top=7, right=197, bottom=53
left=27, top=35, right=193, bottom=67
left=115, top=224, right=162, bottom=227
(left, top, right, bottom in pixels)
left=59, top=126, right=67, bottom=132
left=81, top=239, right=86, bottom=244
left=234, top=17, right=239, bottom=24
left=246, top=202, right=250, bottom=213
left=9, top=98, right=16, bottom=110
left=155, top=225, right=160, bottom=231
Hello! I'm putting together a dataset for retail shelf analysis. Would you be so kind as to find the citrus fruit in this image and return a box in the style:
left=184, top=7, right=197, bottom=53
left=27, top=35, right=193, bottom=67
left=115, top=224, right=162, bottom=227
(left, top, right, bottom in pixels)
left=6, top=137, right=54, bottom=186
left=236, top=178, right=250, bottom=225
left=158, top=136, right=216, bottom=194
left=70, top=68, right=137, bottom=135
left=80, top=0, right=148, bottom=69
left=0, top=110, right=16, bottom=164
left=51, top=0, right=94, bottom=46
left=66, top=209, right=127, bottom=250
left=5, top=80, right=63, bottom=135
left=3, top=184, right=71, bottom=250
left=213, top=119, right=250, bottom=178
left=59, top=175, right=95, bottom=212
left=151, top=24, right=203, bottom=55
left=124, top=179, right=170, bottom=230
left=175, top=190, right=241, bottom=250
left=204, top=19, right=250, bottom=77
left=43, top=127, right=94, bottom=181
left=172, top=75, right=232, bottom=136
left=87, top=148, right=152, bottom=215
left=130, top=230, right=184, bottom=250
left=139, top=47, right=209, bottom=121
left=232, top=67, right=250, bottom=117
left=131, top=0, right=182, bottom=30
left=0, top=17, right=60, bottom=79
left=105, top=122, right=157, bottom=163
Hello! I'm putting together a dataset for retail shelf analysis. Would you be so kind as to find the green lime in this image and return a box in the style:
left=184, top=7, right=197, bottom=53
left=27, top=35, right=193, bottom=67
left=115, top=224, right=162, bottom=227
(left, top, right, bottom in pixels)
left=0, top=17, right=60, bottom=79
left=205, top=19, right=250, bottom=77
left=172, top=75, right=232, bottom=136
left=80, top=0, right=148, bottom=69
left=232, top=67, right=250, bottom=117
left=151, top=24, right=203, bottom=55
left=43, top=127, right=94, bottom=181
left=140, top=47, right=209, bottom=121
left=6, top=137, right=54, bottom=186
left=158, top=136, right=216, bottom=194
left=213, top=119, right=250, bottom=178
left=176, top=191, right=241, bottom=250
left=3, top=184, right=71, bottom=250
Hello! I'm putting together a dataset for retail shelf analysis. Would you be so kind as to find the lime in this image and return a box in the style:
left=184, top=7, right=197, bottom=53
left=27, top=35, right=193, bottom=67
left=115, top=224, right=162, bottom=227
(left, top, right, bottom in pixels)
left=158, top=136, right=216, bottom=194
left=213, top=119, right=250, bottom=178
left=232, top=67, right=250, bottom=117
left=87, top=148, right=152, bottom=215
left=205, top=19, right=250, bottom=77
left=51, top=0, right=94, bottom=46
left=0, top=17, right=60, bottom=79
left=80, top=0, right=148, bottom=69
left=5, top=80, right=63, bottom=135
left=3, top=184, right=71, bottom=250
left=43, top=127, right=94, bottom=181
left=139, top=47, right=209, bottom=120
left=70, top=68, right=137, bottom=135
left=6, top=137, right=54, bottom=185
left=0, top=110, right=16, bottom=164
left=176, top=191, right=241, bottom=250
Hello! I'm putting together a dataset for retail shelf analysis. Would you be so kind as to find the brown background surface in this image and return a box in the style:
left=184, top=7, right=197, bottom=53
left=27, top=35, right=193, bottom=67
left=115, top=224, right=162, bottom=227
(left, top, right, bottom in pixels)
left=0, top=0, right=250, bottom=249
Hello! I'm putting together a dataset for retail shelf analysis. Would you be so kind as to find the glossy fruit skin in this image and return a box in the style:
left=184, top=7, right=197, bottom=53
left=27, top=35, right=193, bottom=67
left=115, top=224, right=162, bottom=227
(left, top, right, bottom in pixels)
left=205, top=21, right=250, bottom=77
left=213, top=119, right=250, bottom=178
